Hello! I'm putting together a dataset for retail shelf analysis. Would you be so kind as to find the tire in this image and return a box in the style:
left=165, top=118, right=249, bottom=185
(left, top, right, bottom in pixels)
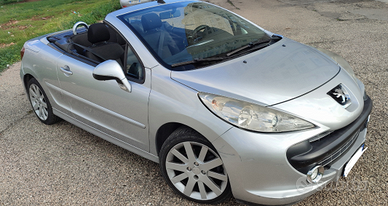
left=159, top=127, right=232, bottom=204
left=27, top=78, right=60, bottom=125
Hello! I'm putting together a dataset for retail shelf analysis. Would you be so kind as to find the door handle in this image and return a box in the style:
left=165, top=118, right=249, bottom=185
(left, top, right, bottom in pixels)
left=60, top=65, right=73, bottom=75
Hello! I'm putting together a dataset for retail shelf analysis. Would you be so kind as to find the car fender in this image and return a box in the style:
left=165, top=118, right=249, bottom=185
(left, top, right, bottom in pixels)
left=148, top=65, right=233, bottom=156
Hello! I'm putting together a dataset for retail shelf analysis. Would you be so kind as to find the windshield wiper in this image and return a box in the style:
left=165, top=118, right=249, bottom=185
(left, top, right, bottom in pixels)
left=226, top=38, right=271, bottom=57
left=171, top=57, right=226, bottom=68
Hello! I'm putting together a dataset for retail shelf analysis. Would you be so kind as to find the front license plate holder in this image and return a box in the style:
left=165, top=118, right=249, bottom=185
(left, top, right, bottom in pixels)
left=343, top=144, right=367, bottom=177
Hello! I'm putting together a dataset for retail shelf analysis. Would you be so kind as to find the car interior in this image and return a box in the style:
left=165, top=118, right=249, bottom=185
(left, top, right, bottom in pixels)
left=48, top=22, right=145, bottom=81
left=139, top=13, right=181, bottom=59
left=71, top=23, right=125, bottom=67
left=47, top=8, right=236, bottom=76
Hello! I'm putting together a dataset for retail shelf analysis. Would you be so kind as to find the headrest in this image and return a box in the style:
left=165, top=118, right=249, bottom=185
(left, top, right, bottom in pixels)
left=88, top=23, right=110, bottom=44
left=141, top=13, right=162, bottom=32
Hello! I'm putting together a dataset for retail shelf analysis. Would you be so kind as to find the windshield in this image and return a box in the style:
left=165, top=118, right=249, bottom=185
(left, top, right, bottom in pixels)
left=118, top=1, right=271, bottom=70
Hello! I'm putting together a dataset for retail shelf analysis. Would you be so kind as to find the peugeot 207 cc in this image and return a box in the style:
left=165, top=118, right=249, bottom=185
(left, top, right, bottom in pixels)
left=20, top=0, right=372, bottom=205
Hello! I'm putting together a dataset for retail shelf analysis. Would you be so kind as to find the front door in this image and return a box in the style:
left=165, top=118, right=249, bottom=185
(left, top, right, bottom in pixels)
left=56, top=46, right=150, bottom=151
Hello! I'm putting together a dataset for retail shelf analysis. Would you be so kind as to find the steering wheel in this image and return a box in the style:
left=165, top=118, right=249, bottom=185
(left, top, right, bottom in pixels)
left=72, top=21, right=89, bottom=35
left=189, top=25, right=212, bottom=44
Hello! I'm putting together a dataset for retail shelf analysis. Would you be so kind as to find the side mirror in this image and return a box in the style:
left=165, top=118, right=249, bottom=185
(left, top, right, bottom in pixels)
left=93, top=60, right=132, bottom=92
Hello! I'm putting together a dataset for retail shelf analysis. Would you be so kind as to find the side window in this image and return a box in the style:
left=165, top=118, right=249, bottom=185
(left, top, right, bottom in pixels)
left=125, top=45, right=144, bottom=81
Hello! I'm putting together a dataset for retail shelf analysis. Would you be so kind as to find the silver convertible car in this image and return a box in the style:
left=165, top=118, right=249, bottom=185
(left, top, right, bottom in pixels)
left=20, top=0, right=372, bottom=205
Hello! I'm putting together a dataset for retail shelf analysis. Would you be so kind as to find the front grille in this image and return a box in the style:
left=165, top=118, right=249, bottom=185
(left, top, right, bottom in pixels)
left=286, top=96, right=372, bottom=174
left=318, top=129, right=359, bottom=166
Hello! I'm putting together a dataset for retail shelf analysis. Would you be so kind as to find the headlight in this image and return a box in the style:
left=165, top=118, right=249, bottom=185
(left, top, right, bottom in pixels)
left=316, top=48, right=356, bottom=80
left=199, top=93, right=315, bottom=133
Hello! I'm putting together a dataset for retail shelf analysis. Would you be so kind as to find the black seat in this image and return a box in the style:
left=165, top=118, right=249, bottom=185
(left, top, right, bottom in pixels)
left=141, top=13, right=179, bottom=59
left=71, top=32, right=92, bottom=54
left=85, top=23, right=124, bottom=65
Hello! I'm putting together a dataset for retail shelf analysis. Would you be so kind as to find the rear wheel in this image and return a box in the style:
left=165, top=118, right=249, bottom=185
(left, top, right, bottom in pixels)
left=159, top=127, right=231, bottom=204
left=27, top=78, right=60, bottom=125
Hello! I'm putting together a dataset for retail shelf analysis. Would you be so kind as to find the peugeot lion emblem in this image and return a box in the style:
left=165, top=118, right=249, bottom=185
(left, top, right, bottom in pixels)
left=327, top=84, right=352, bottom=108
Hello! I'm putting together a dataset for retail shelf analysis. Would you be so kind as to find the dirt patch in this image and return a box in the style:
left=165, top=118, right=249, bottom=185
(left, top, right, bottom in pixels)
left=17, top=25, right=30, bottom=30
left=0, top=15, right=50, bottom=30
left=0, top=42, right=15, bottom=49
left=0, top=20, right=21, bottom=30
left=1, top=24, right=31, bottom=30
left=31, top=16, right=53, bottom=21
left=0, top=20, right=31, bottom=30
left=2, top=20, right=19, bottom=26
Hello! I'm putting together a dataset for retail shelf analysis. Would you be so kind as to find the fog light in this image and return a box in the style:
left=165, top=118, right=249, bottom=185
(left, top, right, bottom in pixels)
left=307, top=165, right=324, bottom=183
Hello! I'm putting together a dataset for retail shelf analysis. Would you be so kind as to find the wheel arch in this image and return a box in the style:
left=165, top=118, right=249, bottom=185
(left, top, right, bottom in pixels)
left=153, top=112, right=233, bottom=157
left=23, top=73, right=35, bottom=91
left=155, top=122, right=188, bottom=156
left=155, top=122, right=218, bottom=156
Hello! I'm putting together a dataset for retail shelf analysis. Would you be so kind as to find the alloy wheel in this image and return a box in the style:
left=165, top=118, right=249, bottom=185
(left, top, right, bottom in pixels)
left=165, top=141, right=228, bottom=201
left=29, top=83, right=49, bottom=121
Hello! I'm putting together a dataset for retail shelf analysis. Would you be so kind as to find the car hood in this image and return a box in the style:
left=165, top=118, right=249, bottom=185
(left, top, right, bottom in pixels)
left=171, top=38, right=340, bottom=106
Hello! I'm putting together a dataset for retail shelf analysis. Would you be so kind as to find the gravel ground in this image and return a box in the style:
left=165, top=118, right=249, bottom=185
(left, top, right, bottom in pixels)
left=0, top=0, right=387, bottom=205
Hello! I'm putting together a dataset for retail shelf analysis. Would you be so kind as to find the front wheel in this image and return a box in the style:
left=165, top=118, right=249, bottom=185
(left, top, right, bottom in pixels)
left=159, top=127, right=231, bottom=204
left=27, top=78, right=60, bottom=125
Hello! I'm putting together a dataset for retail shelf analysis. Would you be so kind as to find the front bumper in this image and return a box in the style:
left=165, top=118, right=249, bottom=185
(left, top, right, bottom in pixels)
left=212, top=97, right=372, bottom=205
left=287, top=96, right=372, bottom=174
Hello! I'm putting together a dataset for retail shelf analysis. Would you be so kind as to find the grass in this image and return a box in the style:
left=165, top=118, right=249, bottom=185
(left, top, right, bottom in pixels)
left=0, top=0, right=121, bottom=73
